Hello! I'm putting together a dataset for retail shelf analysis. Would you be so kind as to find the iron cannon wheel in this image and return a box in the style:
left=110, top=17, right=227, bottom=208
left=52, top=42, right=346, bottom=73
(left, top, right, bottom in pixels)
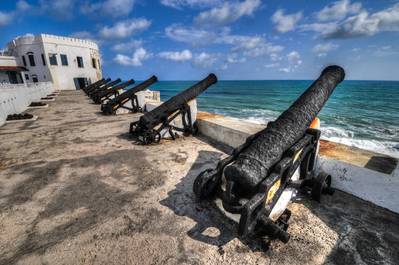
left=311, top=171, right=333, bottom=202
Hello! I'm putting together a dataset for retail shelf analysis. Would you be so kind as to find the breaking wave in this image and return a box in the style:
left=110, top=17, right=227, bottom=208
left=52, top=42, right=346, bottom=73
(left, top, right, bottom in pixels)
left=237, top=116, right=399, bottom=158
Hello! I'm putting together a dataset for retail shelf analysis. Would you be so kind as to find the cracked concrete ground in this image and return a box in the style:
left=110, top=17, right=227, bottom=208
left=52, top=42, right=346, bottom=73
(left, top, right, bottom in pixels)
left=0, top=90, right=398, bottom=265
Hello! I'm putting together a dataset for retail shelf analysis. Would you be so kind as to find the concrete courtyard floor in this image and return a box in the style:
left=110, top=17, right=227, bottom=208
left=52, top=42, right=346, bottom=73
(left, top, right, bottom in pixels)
left=0, top=90, right=398, bottom=265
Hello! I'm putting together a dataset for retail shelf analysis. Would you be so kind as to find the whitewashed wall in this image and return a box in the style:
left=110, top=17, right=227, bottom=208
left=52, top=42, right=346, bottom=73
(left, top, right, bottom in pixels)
left=0, top=82, right=54, bottom=126
left=6, top=34, right=102, bottom=90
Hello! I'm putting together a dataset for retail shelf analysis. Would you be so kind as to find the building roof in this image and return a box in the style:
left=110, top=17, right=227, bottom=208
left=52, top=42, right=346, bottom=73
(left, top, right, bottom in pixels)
left=0, top=66, right=29, bottom=72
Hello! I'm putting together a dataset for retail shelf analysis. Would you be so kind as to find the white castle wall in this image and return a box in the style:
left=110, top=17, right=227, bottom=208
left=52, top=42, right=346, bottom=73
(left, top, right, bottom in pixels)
left=0, top=82, right=54, bottom=126
left=6, top=34, right=102, bottom=90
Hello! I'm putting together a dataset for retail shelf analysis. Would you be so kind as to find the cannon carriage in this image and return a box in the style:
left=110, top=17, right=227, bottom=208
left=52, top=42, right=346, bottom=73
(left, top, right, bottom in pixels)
left=129, top=74, right=217, bottom=144
left=193, top=66, right=345, bottom=243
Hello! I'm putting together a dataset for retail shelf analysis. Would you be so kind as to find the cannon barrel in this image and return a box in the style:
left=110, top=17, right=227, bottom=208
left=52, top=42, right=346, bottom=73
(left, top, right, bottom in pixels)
left=83, top=78, right=104, bottom=91
left=86, top=78, right=111, bottom=94
left=90, top=78, right=121, bottom=97
left=94, top=79, right=135, bottom=103
left=224, top=65, right=345, bottom=196
left=139, top=73, right=217, bottom=130
left=102, top=75, right=158, bottom=114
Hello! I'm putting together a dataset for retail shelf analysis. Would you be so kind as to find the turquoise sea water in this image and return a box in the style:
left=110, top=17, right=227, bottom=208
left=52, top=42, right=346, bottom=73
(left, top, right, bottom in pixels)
left=148, top=80, right=399, bottom=157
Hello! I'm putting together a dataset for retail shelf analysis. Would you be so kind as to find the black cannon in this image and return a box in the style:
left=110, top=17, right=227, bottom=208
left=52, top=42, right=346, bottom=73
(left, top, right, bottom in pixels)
left=101, top=75, right=158, bottom=115
left=89, top=78, right=122, bottom=98
left=92, top=79, right=135, bottom=104
left=82, top=78, right=104, bottom=93
left=193, top=66, right=345, bottom=243
left=84, top=78, right=110, bottom=95
left=129, top=74, right=217, bottom=144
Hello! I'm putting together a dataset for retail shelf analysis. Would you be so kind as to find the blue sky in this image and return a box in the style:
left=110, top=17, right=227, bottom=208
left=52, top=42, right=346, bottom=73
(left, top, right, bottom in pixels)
left=1, top=0, right=398, bottom=80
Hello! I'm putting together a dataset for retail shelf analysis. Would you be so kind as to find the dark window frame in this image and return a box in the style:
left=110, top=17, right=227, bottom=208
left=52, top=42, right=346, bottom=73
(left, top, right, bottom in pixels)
left=92, top=58, right=96, bottom=69
left=41, top=54, right=46, bottom=66
left=60, top=54, right=68, bottom=66
left=77, top=56, right=84, bottom=68
left=25, top=74, right=29, bottom=80
left=22, top=55, right=27, bottom=67
left=49, top=53, right=58, bottom=66
left=27, top=52, right=35, bottom=67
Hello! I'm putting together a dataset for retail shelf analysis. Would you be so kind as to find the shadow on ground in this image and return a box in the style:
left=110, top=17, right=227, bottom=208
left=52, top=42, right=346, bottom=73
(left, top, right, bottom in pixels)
left=0, top=149, right=166, bottom=265
left=160, top=148, right=399, bottom=265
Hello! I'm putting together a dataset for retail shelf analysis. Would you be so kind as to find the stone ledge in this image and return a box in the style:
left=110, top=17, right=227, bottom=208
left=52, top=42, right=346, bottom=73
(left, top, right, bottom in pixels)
left=196, top=111, right=399, bottom=213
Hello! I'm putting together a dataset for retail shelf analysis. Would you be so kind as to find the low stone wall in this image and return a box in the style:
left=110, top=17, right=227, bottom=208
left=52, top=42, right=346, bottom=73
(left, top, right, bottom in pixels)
left=196, top=111, right=399, bottom=214
left=0, top=82, right=54, bottom=126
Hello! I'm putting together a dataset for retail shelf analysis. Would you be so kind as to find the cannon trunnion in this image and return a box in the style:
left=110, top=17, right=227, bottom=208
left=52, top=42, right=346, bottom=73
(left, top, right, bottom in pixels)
left=193, top=66, right=345, bottom=243
left=130, top=73, right=218, bottom=144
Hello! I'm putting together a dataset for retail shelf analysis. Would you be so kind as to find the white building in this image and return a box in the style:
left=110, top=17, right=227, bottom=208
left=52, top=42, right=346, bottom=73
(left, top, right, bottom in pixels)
left=4, top=34, right=102, bottom=90
left=0, top=55, right=27, bottom=84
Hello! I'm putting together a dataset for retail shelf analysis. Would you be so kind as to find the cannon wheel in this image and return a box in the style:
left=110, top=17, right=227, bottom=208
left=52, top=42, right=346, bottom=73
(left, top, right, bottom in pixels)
left=193, top=169, right=218, bottom=200
left=143, top=130, right=161, bottom=145
left=153, top=130, right=161, bottom=143
left=311, top=171, right=333, bottom=202
left=192, top=121, right=199, bottom=135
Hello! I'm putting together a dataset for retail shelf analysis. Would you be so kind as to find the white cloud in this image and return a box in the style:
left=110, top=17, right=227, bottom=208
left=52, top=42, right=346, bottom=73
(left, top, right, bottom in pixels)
left=16, top=0, right=30, bottom=11
left=324, top=4, right=399, bottom=38
left=114, top=47, right=151, bottom=66
left=165, top=25, right=283, bottom=58
left=226, top=53, right=246, bottom=64
left=312, top=42, right=338, bottom=57
left=302, top=3, right=399, bottom=39
left=165, top=24, right=216, bottom=45
left=159, top=49, right=193, bottom=61
left=0, top=0, right=31, bottom=27
left=81, top=0, right=135, bottom=17
left=316, top=0, right=362, bottom=21
left=280, top=51, right=302, bottom=73
left=39, top=0, right=76, bottom=19
left=299, top=22, right=338, bottom=34
left=70, top=31, right=102, bottom=45
left=0, top=11, right=13, bottom=27
left=70, top=31, right=94, bottom=39
left=279, top=67, right=290, bottom=73
left=287, top=51, right=301, bottom=63
left=99, top=18, right=151, bottom=39
left=217, top=34, right=284, bottom=57
left=161, top=0, right=222, bottom=9
left=194, top=0, right=261, bottom=27
left=194, top=52, right=218, bottom=67
left=264, top=63, right=279, bottom=68
left=271, top=9, right=303, bottom=33
left=112, top=40, right=143, bottom=52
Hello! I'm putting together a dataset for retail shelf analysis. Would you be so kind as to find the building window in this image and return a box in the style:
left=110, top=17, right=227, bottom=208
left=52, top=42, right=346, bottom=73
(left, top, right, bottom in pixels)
left=49, top=53, right=58, bottom=65
left=25, top=74, right=29, bottom=80
left=98, top=59, right=101, bottom=70
left=92, top=58, right=97, bottom=69
left=61, top=54, right=68, bottom=66
left=41, top=54, right=46, bottom=66
left=22, top=55, right=27, bottom=66
left=32, top=75, right=38, bottom=83
left=27, top=52, right=35, bottom=67
left=77, top=56, right=84, bottom=68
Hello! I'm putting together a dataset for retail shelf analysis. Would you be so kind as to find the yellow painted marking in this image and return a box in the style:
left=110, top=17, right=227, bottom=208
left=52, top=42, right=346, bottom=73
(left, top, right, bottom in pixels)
left=266, top=179, right=281, bottom=205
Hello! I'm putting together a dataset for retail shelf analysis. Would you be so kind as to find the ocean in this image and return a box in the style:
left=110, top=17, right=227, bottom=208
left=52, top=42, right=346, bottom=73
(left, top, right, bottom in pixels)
left=149, top=80, right=399, bottom=158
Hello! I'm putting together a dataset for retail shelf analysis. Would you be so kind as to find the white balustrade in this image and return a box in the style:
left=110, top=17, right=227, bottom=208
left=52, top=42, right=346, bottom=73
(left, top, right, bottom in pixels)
left=0, top=82, right=54, bottom=126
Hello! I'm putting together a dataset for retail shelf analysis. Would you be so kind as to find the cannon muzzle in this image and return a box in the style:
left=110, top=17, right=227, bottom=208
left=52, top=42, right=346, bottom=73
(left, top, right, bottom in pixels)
left=224, top=65, right=345, bottom=196
left=139, top=73, right=217, bottom=130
